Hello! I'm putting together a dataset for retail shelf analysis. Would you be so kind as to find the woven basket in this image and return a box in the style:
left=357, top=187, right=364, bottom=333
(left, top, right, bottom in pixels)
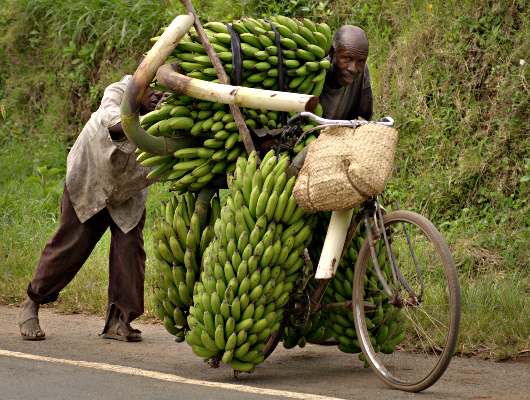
left=293, top=124, right=399, bottom=213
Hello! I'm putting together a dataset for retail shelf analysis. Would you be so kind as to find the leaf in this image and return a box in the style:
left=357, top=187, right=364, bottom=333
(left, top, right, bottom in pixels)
left=520, top=175, right=530, bottom=183
left=37, top=166, right=47, bottom=174
left=45, top=168, right=62, bottom=178
left=25, top=176, right=43, bottom=185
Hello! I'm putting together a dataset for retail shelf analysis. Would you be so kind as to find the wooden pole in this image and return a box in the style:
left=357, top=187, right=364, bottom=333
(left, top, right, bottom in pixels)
left=178, top=0, right=257, bottom=157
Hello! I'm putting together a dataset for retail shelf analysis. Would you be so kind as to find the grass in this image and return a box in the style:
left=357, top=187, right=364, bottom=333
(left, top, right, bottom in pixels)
left=458, top=271, right=530, bottom=359
left=1, top=0, right=530, bottom=359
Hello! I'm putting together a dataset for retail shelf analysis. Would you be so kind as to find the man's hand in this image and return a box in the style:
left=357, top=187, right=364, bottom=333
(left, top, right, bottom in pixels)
left=155, top=92, right=171, bottom=110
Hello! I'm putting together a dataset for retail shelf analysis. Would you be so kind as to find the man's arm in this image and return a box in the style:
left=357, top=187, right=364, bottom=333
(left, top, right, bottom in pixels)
left=108, top=91, right=170, bottom=141
left=109, top=122, right=125, bottom=140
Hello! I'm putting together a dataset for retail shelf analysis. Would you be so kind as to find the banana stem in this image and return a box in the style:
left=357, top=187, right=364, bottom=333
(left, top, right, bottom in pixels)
left=287, top=145, right=310, bottom=178
left=195, top=175, right=226, bottom=232
left=315, top=209, right=355, bottom=280
left=157, top=64, right=318, bottom=113
left=120, top=13, right=195, bottom=155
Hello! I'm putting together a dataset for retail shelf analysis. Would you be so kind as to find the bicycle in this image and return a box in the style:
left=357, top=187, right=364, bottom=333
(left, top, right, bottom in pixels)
left=121, top=12, right=461, bottom=394
left=256, top=112, right=461, bottom=393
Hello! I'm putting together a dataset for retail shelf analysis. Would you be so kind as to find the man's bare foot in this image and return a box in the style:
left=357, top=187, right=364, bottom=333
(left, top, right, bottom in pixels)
left=19, top=298, right=45, bottom=340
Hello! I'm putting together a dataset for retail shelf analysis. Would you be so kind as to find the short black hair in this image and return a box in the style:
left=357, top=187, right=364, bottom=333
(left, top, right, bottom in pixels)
left=332, top=25, right=369, bottom=53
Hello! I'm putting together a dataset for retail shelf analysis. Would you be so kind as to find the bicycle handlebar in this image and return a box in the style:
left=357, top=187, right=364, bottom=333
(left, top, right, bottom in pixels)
left=287, top=112, right=395, bottom=128
left=288, top=113, right=395, bottom=149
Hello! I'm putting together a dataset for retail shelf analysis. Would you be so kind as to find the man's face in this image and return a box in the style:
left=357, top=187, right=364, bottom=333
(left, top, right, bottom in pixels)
left=331, top=46, right=367, bottom=87
left=140, top=89, right=165, bottom=113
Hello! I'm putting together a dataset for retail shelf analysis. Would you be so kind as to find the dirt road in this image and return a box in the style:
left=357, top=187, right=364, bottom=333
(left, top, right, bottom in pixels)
left=1, top=306, right=529, bottom=400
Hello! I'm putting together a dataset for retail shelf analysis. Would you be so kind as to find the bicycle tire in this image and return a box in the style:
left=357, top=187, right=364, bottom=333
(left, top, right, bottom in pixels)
left=352, top=210, right=461, bottom=392
left=261, top=310, right=290, bottom=360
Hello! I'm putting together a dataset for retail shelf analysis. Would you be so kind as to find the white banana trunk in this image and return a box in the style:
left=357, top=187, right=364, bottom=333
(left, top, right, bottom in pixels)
left=315, top=210, right=354, bottom=279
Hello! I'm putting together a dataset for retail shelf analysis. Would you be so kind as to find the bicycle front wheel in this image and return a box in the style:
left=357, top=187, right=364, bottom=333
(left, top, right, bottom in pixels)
left=353, top=210, right=461, bottom=392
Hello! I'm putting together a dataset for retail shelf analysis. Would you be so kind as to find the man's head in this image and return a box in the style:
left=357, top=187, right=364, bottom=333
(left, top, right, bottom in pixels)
left=327, top=25, right=369, bottom=88
left=140, top=88, right=165, bottom=114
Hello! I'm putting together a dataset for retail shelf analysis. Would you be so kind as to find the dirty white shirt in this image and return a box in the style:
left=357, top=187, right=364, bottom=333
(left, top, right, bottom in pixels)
left=66, top=75, right=156, bottom=234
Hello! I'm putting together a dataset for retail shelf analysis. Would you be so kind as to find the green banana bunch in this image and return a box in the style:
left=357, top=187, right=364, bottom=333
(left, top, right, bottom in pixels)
left=150, top=192, right=221, bottom=339
left=309, top=213, right=405, bottom=364
left=184, top=150, right=317, bottom=372
left=136, top=95, right=247, bottom=193
left=142, top=15, right=333, bottom=169
left=163, top=16, right=331, bottom=100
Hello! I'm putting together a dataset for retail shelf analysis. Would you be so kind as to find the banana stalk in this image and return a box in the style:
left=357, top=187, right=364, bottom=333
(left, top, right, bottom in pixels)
left=314, top=210, right=354, bottom=280
left=121, top=14, right=196, bottom=156
left=156, top=63, right=318, bottom=114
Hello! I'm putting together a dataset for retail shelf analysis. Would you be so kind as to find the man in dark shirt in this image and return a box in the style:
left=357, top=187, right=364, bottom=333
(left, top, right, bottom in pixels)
left=319, top=25, right=373, bottom=121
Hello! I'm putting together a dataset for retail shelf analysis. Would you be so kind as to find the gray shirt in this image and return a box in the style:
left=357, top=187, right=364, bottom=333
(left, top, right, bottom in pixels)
left=318, top=64, right=373, bottom=121
left=66, top=75, right=157, bottom=234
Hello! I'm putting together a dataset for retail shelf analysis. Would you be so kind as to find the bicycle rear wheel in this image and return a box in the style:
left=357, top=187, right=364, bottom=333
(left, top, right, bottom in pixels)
left=353, top=210, right=460, bottom=392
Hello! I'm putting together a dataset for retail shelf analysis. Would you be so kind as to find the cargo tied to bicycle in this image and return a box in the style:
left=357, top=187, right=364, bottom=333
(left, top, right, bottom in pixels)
left=120, top=5, right=461, bottom=394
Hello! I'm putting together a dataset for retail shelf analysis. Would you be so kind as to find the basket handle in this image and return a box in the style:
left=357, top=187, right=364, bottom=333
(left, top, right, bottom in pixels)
left=342, top=159, right=374, bottom=198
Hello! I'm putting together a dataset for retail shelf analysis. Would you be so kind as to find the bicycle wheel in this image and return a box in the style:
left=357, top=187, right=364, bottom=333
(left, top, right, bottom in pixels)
left=261, top=310, right=290, bottom=360
left=352, top=210, right=461, bottom=392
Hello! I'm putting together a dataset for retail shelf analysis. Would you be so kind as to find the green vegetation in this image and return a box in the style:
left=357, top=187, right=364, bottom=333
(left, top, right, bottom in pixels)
left=1, top=0, right=529, bottom=359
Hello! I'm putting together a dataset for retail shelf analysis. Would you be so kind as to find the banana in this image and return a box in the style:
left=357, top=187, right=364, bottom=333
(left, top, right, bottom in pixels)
left=264, top=190, right=278, bottom=223
left=280, top=37, right=297, bottom=50
left=205, top=21, right=229, bottom=34
left=240, top=33, right=263, bottom=50
left=236, top=328, right=248, bottom=347
left=258, top=34, right=275, bottom=48
left=178, top=61, right=205, bottom=72
left=231, top=297, right=241, bottom=321
left=201, top=329, right=220, bottom=352
left=235, top=318, right=254, bottom=333
left=238, top=276, right=251, bottom=298
left=174, top=147, right=215, bottom=159
left=291, top=32, right=310, bottom=48
left=254, top=188, right=269, bottom=217
left=233, top=341, right=251, bottom=359
left=231, top=21, right=250, bottom=35
left=304, top=43, right=325, bottom=59
left=240, top=302, right=255, bottom=322
left=297, top=25, right=318, bottom=45
left=248, top=318, right=268, bottom=335
left=249, top=284, right=263, bottom=302
left=294, top=48, right=316, bottom=62
left=192, top=345, right=217, bottom=358
left=312, top=31, right=328, bottom=54
left=229, top=358, right=254, bottom=372
left=140, top=105, right=174, bottom=125
left=275, top=291, right=290, bottom=308
left=211, top=32, right=231, bottom=45
left=140, top=155, right=173, bottom=168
